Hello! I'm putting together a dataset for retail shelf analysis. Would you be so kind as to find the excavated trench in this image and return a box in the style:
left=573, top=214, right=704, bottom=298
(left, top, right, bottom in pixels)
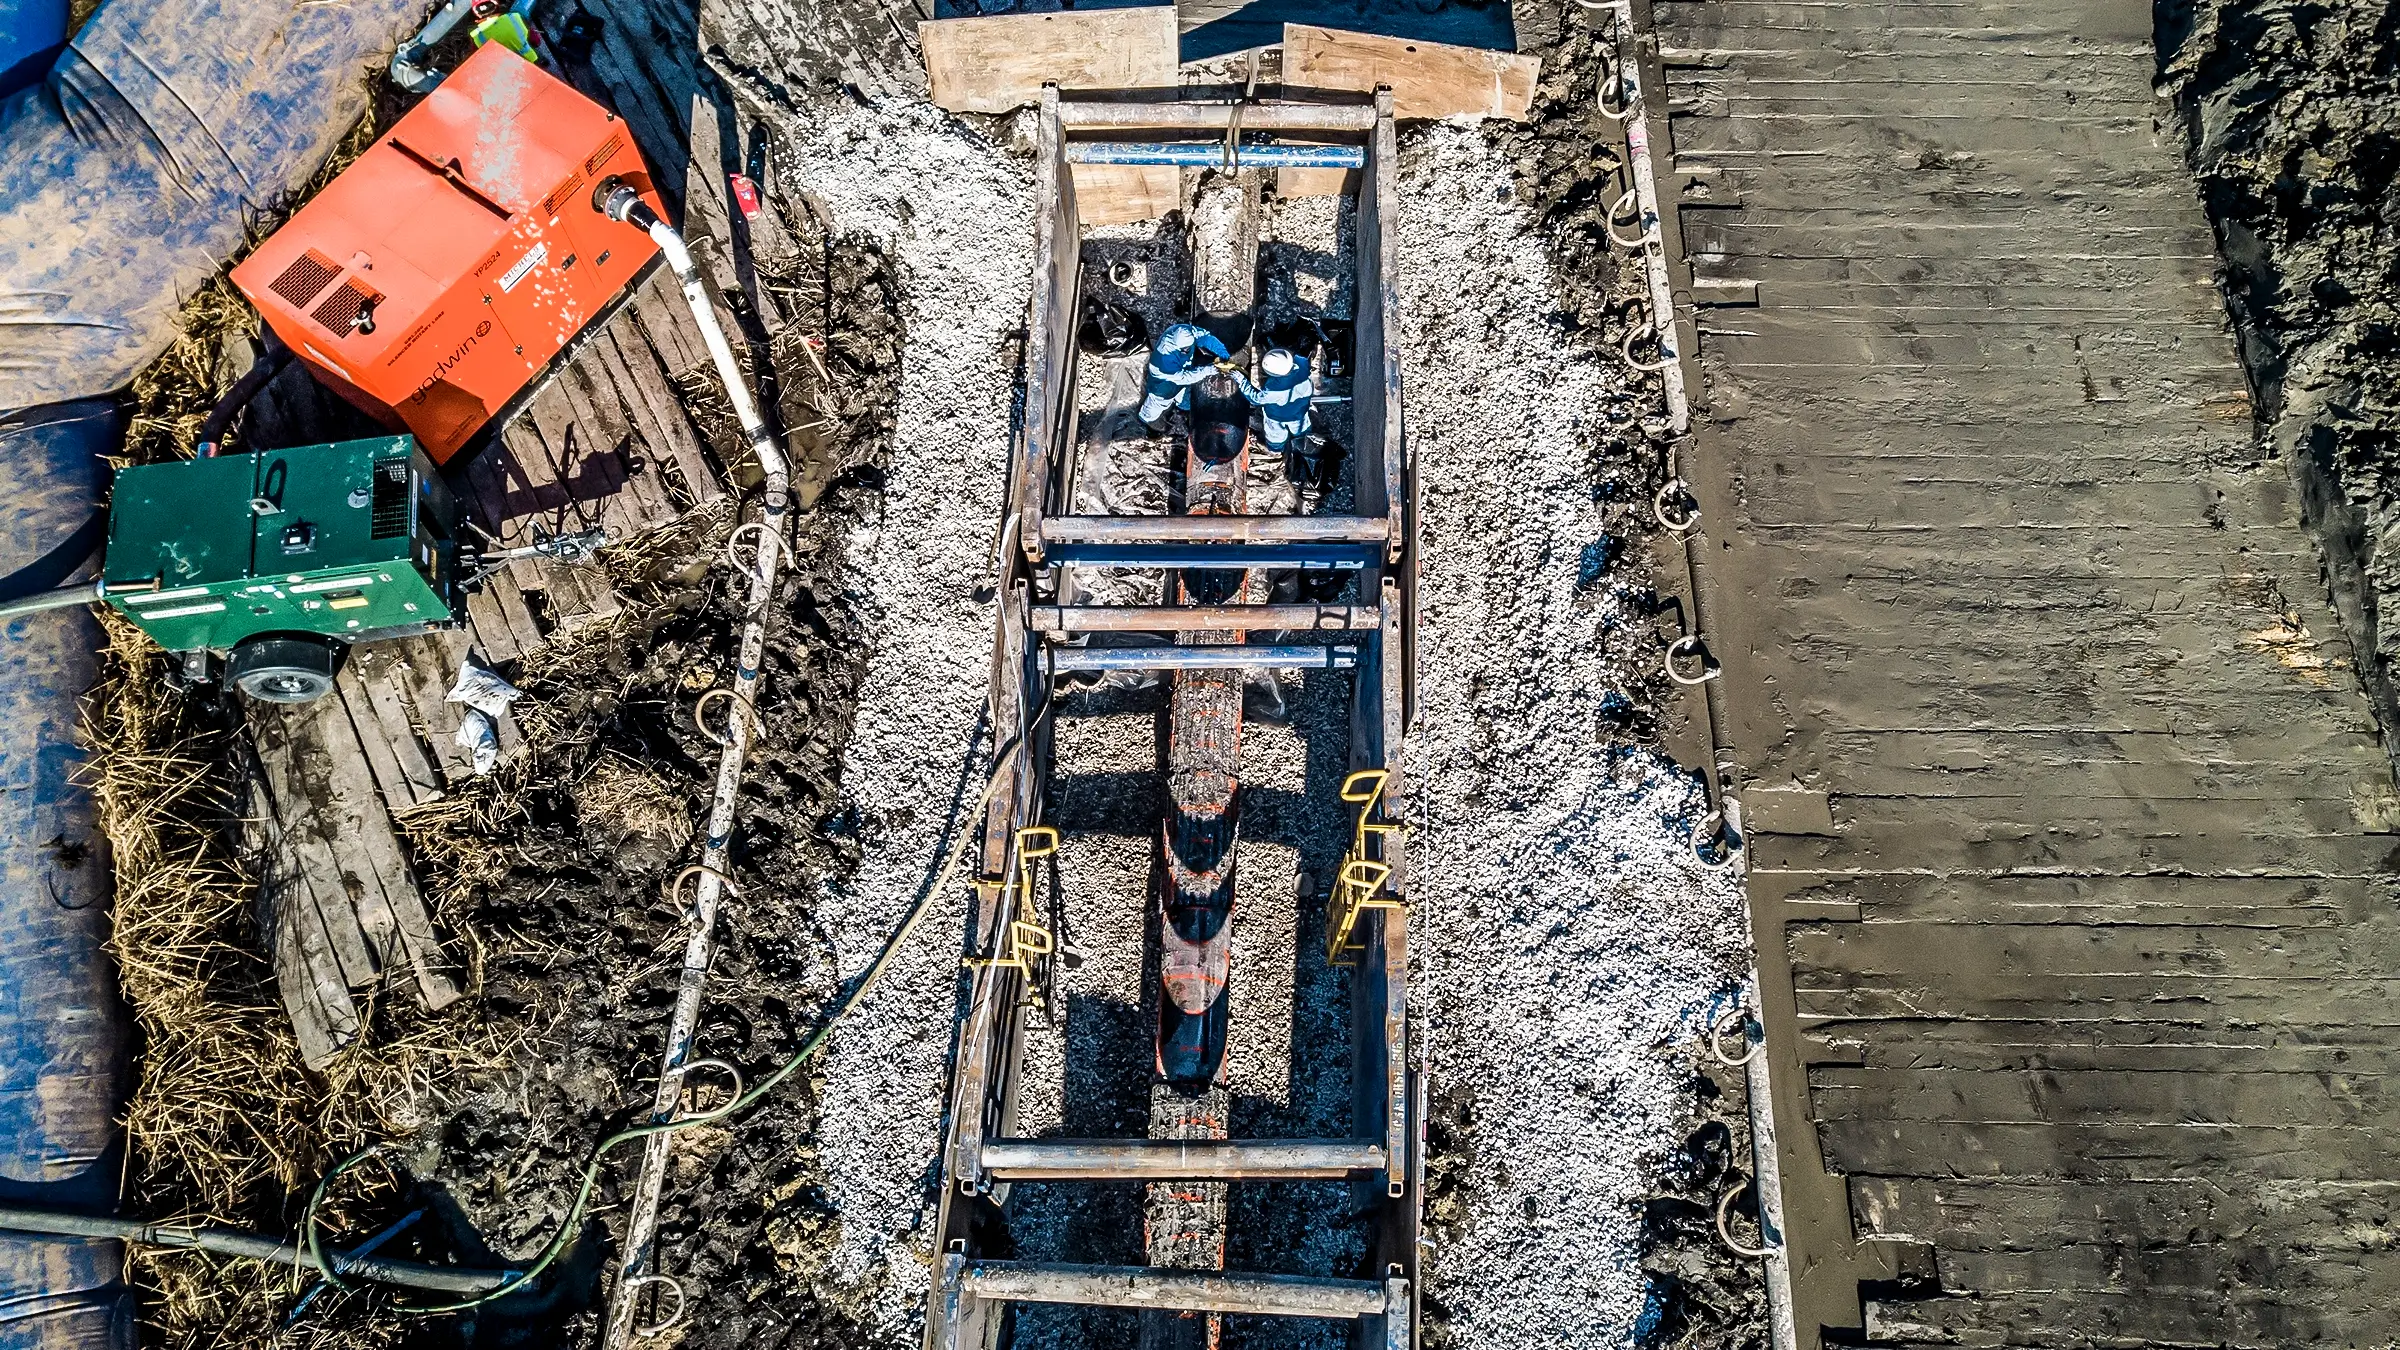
left=101, top=5, right=1765, bottom=1347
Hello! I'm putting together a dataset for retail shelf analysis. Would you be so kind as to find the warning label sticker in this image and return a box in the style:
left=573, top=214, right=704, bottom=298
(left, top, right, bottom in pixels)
left=499, top=243, right=549, bottom=294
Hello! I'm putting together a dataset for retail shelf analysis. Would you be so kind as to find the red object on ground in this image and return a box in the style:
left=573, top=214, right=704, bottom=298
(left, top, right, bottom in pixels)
left=730, top=173, right=762, bottom=221
left=231, top=42, right=663, bottom=462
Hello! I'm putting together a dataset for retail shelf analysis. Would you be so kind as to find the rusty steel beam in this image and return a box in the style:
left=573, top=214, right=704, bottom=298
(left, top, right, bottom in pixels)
left=980, top=1138, right=1388, bottom=1180
left=1042, top=513, right=1392, bottom=545
left=1029, top=604, right=1380, bottom=633
left=1056, top=101, right=1378, bottom=132
left=958, top=1262, right=1391, bottom=1318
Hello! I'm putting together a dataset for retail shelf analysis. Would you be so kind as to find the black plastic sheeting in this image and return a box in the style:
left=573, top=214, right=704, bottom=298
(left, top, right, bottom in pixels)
left=0, top=401, right=130, bottom=1350
left=0, top=0, right=433, bottom=413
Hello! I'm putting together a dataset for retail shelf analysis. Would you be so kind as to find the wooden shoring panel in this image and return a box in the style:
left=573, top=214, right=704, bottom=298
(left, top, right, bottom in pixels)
left=1015, top=94, right=1080, bottom=561
left=254, top=690, right=465, bottom=1067
left=1349, top=95, right=1403, bottom=539
left=603, top=325, right=724, bottom=506
left=335, top=654, right=443, bottom=810
left=1281, top=24, right=1540, bottom=122
left=507, top=380, right=626, bottom=630
left=554, top=352, right=676, bottom=532
left=920, top=6, right=1180, bottom=115
left=1068, top=162, right=1181, bottom=228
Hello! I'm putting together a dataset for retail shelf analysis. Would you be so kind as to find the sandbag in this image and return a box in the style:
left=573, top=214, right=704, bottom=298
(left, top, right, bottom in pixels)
left=0, top=401, right=129, bottom=1350
left=0, top=0, right=433, bottom=411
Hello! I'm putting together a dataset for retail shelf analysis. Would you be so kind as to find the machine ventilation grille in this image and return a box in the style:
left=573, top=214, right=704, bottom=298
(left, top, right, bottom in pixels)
left=310, top=280, right=379, bottom=336
left=269, top=251, right=341, bottom=309
left=369, top=458, right=411, bottom=540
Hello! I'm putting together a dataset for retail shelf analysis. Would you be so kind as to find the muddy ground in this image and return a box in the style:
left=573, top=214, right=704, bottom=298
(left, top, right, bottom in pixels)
left=368, top=200, right=910, bottom=1349
left=2161, top=0, right=2400, bottom=763
left=97, top=2, right=1766, bottom=1347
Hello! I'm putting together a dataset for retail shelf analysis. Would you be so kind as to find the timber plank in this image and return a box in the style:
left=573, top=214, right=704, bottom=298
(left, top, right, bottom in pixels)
left=631, top=266, right=707, bottom=378
left=306, top=694, right=459, bottom=1009
left=461, top=584, right=524, bottom=666
left=1281, top=23, right=1538, bottom=121
left=1793, top=974, right=2400, bottom=1029
left=1807, top=1064, right=2396, bottom=1128
left=1850, top=1174, right=2400, bottom=1253
left=603, top=325, right=722, bottom=505
left=1863, top=1289, right=2382, bottom=1347
left=1807, top=1018, right=2400, bottom=1073
left=1755, top=870, right=2394, bottom=924
left=1791, top=918, right=2400, bottom=981
left=334, top=665, right=424, bottom=812
left=252, top=707, right=382, bottom=990
left=1819, top=1119, right=2397, bottom=1182
left=919, top=7, right=1178, bottom=115
left=580, top=330, right=685, bottom=523
left=270, top=882, right=355, bottom=1068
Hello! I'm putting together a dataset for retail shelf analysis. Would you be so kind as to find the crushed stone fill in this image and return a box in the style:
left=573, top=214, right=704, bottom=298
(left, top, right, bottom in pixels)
left=766, top=97, right=1035, bottom=1335
left=762, top=99, right=1750, bottom=1344
left=1396, top=122, right=1752, bottom=1347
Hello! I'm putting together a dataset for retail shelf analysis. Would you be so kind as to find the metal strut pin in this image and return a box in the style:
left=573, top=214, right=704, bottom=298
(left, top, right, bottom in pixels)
left=1653, top=477, right=1700, bottom=533
left=1708, top=1005, right=1760, bottom=1068
left=667, top=864, right=744, bottom=917
left=669, top=1058, right=746, bottom=1121
left=1715, top=1183, right=1774, bottom=1259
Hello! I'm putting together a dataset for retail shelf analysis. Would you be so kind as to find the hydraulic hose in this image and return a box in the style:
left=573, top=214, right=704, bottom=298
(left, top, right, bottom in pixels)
left=0, top=576, right=158, bottom=624
left=593, top=181, right=793, bottom=1350
left=0, top=1205, right=508, bottom=1296
left=0, top=579, right=104, bottom=623
left=194, top=335, right=291, bottom=459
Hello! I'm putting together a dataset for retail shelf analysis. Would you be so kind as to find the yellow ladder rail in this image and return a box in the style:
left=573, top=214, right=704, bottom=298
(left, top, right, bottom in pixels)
left=1328, top=770, right=1406, bottom=966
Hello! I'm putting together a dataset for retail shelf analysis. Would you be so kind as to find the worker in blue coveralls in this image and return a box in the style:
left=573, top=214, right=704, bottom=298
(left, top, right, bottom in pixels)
left=1241, top=347, right=1315, bottom=456
left=1139, top=323, right=1234, bottom=433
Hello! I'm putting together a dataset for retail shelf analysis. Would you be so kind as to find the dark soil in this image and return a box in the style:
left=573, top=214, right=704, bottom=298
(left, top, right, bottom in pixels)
left=1633, top=1064, right=1770, bottom=1350
left=294, top=167, right=908, bottom=1348
left=2160, top=0, right=2400, bottom=765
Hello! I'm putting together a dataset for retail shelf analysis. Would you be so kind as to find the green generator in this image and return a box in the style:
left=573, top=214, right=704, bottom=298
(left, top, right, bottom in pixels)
left=104, top=436, right=462, bottom=702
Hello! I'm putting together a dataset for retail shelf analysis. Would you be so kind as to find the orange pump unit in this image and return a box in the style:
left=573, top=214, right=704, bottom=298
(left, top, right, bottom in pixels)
left=232, top=43, right=663, bottom=463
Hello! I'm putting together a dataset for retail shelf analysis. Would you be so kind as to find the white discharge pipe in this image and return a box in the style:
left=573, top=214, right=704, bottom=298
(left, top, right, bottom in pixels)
left=596, top=184, right=792, bottom=1350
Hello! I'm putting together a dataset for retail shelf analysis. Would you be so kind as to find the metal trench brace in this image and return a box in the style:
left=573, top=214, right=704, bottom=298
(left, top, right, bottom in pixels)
left=926, top=89, right=1424, bottom=1350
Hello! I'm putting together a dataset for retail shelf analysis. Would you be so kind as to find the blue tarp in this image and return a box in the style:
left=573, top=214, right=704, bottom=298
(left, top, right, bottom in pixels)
left=0, top=0, right=433, bottom=412
left=0, top=400, right=128, bottom=1350
left=0, top=3, right=444, bottom=1343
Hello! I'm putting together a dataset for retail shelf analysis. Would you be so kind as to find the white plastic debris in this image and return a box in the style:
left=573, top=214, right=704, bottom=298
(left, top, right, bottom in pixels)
left=446, top=658, right=522, bottom=776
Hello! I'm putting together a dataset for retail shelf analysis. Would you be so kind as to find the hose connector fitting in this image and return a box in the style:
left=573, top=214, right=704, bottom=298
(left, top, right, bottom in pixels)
left=594, top=177, right=661, bottom=233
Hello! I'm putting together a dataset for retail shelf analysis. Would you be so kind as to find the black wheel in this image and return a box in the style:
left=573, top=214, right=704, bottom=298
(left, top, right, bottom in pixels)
left=227, top=634, right=343, bottom=704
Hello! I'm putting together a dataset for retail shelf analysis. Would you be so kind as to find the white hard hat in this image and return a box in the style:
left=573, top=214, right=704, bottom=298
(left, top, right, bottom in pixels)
left=1262, top=348, right=1296, bottom=377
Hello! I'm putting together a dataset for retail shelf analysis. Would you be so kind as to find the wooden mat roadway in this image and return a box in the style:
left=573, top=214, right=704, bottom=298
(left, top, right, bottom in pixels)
left=256, top=1, right=762, bottom=1064
left=1634, top=0, right=2400, bottom=1343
